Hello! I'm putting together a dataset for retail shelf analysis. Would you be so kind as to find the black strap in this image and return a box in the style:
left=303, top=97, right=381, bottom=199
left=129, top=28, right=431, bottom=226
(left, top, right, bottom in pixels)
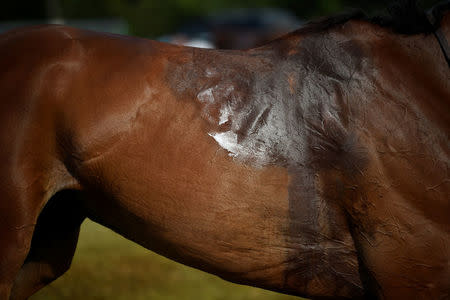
left=426, top=1, right=450, bottom=68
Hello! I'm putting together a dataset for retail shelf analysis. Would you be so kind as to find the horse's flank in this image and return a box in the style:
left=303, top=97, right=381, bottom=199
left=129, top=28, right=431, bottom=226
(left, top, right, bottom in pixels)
left=0, top=11, right=448, bottom=300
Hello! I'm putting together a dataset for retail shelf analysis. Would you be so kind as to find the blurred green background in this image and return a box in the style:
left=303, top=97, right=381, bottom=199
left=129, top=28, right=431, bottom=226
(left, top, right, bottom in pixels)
left=1, top=0, right=441, bottom=37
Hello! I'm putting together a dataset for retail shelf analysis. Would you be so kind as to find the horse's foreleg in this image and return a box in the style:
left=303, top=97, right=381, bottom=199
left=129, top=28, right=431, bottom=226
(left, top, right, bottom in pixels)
left=9, top=190, right=85, bottom=300
left=0, top=157, right=83, bottom=300
left=0, top=189, right=38, bottom=300
left=0, top=226, right=30, bottom=300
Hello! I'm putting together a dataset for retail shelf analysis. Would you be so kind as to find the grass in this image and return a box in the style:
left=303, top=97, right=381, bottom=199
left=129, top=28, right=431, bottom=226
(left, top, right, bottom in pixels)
left=31, top=220, right=302, bottom=300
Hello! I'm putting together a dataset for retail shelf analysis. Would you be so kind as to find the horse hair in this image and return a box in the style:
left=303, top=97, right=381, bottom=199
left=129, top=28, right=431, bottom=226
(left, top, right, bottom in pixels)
left=292, top=0, right=450, bottom=36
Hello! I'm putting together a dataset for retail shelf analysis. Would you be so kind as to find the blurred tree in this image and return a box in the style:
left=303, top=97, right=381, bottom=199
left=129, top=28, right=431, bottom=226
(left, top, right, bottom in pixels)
left=46, top=0, right=64, bottom=23
left=60, top=0, right=117, bottom=18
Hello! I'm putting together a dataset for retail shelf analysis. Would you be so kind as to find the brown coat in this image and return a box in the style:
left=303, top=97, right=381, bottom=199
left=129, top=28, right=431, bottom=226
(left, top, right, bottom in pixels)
left=0, top=12, right=449, bottom=300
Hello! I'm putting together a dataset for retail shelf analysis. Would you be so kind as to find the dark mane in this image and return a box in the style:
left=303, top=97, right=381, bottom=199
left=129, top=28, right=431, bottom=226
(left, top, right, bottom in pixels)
left=292, top=0, right=450, bottom=36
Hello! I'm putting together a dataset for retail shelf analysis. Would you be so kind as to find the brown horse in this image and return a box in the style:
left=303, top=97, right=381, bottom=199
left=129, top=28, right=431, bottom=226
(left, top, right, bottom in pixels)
left=0, top=2, right=449, bottom=300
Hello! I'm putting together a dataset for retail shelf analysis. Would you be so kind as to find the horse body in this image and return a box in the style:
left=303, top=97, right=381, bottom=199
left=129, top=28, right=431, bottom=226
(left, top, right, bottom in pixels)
left=0, top=11, right=448, bottom=300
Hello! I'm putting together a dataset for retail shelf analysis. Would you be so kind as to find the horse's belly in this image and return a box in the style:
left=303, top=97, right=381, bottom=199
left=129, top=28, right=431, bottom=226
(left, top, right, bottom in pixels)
left=69, top=87, right=362, bottom=297
left=75, top=120, right=299, bottom=291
